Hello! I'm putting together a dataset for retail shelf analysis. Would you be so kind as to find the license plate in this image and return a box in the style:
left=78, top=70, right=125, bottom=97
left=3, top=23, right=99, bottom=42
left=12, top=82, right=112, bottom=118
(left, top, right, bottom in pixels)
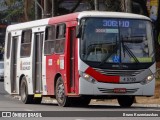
left=121, top=77, right=137, bottom=83
left=114, top=88, right=126, bottom=93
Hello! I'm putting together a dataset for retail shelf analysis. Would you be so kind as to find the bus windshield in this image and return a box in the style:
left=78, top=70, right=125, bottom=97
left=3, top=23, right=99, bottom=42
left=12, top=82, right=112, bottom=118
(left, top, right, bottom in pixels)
left=80, top=18, right=155, bottom=64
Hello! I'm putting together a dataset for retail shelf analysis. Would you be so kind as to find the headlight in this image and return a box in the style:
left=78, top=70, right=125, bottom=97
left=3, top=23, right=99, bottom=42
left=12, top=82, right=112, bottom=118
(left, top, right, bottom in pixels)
left=79, top=71, right=97, bottom=84
left=146, top=75, right=154, bottom=81
left=141, top=74, right=154, bottom=85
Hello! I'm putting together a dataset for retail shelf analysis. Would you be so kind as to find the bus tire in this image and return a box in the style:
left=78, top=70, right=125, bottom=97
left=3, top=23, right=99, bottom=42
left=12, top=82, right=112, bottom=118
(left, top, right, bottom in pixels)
left=117, top=96, right=135, bottom=107
left=20, top=77, right=34, bottom=104
left=55, top=77, right=70, bottom=107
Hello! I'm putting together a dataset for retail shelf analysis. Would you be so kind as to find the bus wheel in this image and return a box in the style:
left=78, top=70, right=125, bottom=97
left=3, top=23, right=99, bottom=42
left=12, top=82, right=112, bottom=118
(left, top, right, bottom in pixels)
left=117, top=96, right=135, bottom=107
left=20, top=77, right=34, bottom=104
left=55, top=77, right=70, bottom=107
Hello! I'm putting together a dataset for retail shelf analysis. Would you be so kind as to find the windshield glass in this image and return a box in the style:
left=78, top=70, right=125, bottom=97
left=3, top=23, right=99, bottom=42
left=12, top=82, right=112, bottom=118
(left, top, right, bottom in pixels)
left=80, top=18, right=155, bottom=64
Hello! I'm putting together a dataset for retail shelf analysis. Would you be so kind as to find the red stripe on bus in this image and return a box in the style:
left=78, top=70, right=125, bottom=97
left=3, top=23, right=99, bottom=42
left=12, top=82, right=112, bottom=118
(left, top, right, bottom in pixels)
left=48, top=13, right=78, bottom=25
left=85, top=67, right=120, bottom=83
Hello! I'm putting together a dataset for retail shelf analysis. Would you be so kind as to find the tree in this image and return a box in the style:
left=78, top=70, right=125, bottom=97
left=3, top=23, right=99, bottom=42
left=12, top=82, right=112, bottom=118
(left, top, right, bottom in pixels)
left=24, top=0, right=34, bottom=21
left=1, top=0, right=34, bottom=22
left=133, top=0, right=148, bottom=16
left=0, top=0, right=153, bottom=22
left=2, top=0, right=23, bottom=22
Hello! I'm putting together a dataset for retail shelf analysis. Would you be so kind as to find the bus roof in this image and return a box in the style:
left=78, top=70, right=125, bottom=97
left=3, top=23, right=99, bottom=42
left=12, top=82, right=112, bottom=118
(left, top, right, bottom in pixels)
left=7, top=18, right=50, bottom=32
left=78, top=11, right=151, bottom=20
left=7, top=11, right=151, bottom=32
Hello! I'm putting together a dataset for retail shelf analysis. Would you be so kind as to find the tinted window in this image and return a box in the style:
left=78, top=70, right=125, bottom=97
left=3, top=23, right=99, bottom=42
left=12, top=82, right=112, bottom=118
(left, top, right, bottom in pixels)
left=6, top=32, right=11, bottom=59
left=80, top=18, right=154, bottom=63
left=20, top=30, right=32, bottom=57
left=44, top=26, right=55, bottom=55
left=55, top=24, right=66, bottom=53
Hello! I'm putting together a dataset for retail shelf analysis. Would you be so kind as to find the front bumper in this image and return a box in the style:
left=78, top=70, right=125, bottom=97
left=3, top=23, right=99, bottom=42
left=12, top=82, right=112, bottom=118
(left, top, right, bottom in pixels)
left=79, top=77, right=155, bottom=96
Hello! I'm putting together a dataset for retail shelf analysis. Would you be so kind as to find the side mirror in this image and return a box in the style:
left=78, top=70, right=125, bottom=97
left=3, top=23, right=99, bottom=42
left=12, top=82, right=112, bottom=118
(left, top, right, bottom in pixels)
left=76, top=25, right=81, bottom=38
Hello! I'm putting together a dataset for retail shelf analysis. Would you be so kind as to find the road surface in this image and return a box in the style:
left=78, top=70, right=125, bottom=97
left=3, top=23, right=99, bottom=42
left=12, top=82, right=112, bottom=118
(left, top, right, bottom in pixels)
left=0, top=81, right=159, bottom=120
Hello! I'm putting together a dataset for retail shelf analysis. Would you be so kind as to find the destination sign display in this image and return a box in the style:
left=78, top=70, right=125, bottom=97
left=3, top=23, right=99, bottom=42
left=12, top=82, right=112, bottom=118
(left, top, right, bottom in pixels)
left=103, top=20, right=130, bottom=27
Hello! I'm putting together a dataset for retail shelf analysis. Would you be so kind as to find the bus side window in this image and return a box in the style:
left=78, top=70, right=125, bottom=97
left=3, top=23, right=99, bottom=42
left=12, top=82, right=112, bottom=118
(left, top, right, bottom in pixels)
left=44, top=26, right=55, bottom=55
left=55, top=24, right=66, bottom=53
left=20, top=30, right=32, bottom=57
left=6, top=32, right=11, bottom=59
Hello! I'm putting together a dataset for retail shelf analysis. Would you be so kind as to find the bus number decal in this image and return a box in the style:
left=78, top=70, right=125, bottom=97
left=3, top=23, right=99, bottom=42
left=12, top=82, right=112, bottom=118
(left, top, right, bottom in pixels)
left=122, top=77, right=136, bottom=82
left=103, top=20, right=130, bottom=27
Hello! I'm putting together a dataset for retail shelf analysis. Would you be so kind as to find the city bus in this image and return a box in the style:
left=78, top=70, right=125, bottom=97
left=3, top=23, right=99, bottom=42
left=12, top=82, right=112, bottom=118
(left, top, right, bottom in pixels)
left=4, top=11, right=155, bottom=107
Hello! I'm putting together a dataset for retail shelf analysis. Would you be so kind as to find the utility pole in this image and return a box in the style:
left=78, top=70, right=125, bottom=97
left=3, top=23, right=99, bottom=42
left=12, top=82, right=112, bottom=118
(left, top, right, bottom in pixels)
left=124, top=0, right=132, bottom=12
left=35, top=0, right=38, bottom=19
left=44, top=0, right=50, bottom=18
left=94, top=0, right=99, bottom=10
left=120, top=0, right=125, bottom=12
left=34, top=0, right=44, bottom=19
left=51, top=0, right=55, bottom=17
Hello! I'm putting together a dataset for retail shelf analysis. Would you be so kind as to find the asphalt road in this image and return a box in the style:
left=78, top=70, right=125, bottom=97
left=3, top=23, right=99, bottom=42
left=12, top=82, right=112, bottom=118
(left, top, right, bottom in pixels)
left=0, top=81, right=160, bottom=120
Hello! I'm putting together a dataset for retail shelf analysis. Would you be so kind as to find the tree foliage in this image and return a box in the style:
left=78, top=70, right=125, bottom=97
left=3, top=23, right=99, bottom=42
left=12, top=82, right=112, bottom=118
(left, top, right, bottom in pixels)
left=0, top=0, right=153, bottom=23
left=1, top=0, right=34, bottom=22
left=1, top=0, right=23, bottom=22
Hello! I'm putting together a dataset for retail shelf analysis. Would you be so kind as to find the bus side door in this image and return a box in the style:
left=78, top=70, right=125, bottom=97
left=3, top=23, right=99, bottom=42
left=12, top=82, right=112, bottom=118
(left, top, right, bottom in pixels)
left=4, top=32, right=19, bottom=94
left=34, top=32, right=44, bottom=94
left=68, top=27, right=77, bottom=93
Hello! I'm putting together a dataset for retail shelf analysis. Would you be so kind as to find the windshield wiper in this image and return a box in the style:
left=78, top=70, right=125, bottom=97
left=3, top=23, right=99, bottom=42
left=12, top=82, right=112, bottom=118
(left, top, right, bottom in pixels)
left=121, top=37, right=139, bottom=63
left=99, top=43, right=119, bottom=66
left=99, top=37, right=139, bottom=66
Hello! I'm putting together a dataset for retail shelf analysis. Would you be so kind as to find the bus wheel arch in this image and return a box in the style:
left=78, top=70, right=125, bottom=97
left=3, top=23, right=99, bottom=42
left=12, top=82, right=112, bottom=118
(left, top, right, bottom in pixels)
left=20, top=75, right=34, bottom=104
left=55, top=75, right=70, bottom=107
left=19, top=74, right=25, bottom=95
left=54, top=73, right=61, bottom=95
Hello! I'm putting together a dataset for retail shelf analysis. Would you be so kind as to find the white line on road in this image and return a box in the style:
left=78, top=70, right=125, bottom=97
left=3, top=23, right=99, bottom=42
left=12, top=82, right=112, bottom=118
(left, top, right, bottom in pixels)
left=75, top=119, right=86, bottom=120
left=24, top=109, right=33, bottom=111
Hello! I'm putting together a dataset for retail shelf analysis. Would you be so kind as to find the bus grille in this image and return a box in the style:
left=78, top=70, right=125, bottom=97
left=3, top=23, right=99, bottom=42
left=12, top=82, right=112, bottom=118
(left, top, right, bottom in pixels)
left=98, top=88, right=139, bottom=94
left=93, top=68, right=144, bottom=76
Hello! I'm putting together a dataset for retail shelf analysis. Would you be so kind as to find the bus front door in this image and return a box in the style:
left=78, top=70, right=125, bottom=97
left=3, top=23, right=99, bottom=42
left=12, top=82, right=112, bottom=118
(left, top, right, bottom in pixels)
left=69, top=27, right=76, bottom=93
left=34, top=33, right=44, bottom=94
